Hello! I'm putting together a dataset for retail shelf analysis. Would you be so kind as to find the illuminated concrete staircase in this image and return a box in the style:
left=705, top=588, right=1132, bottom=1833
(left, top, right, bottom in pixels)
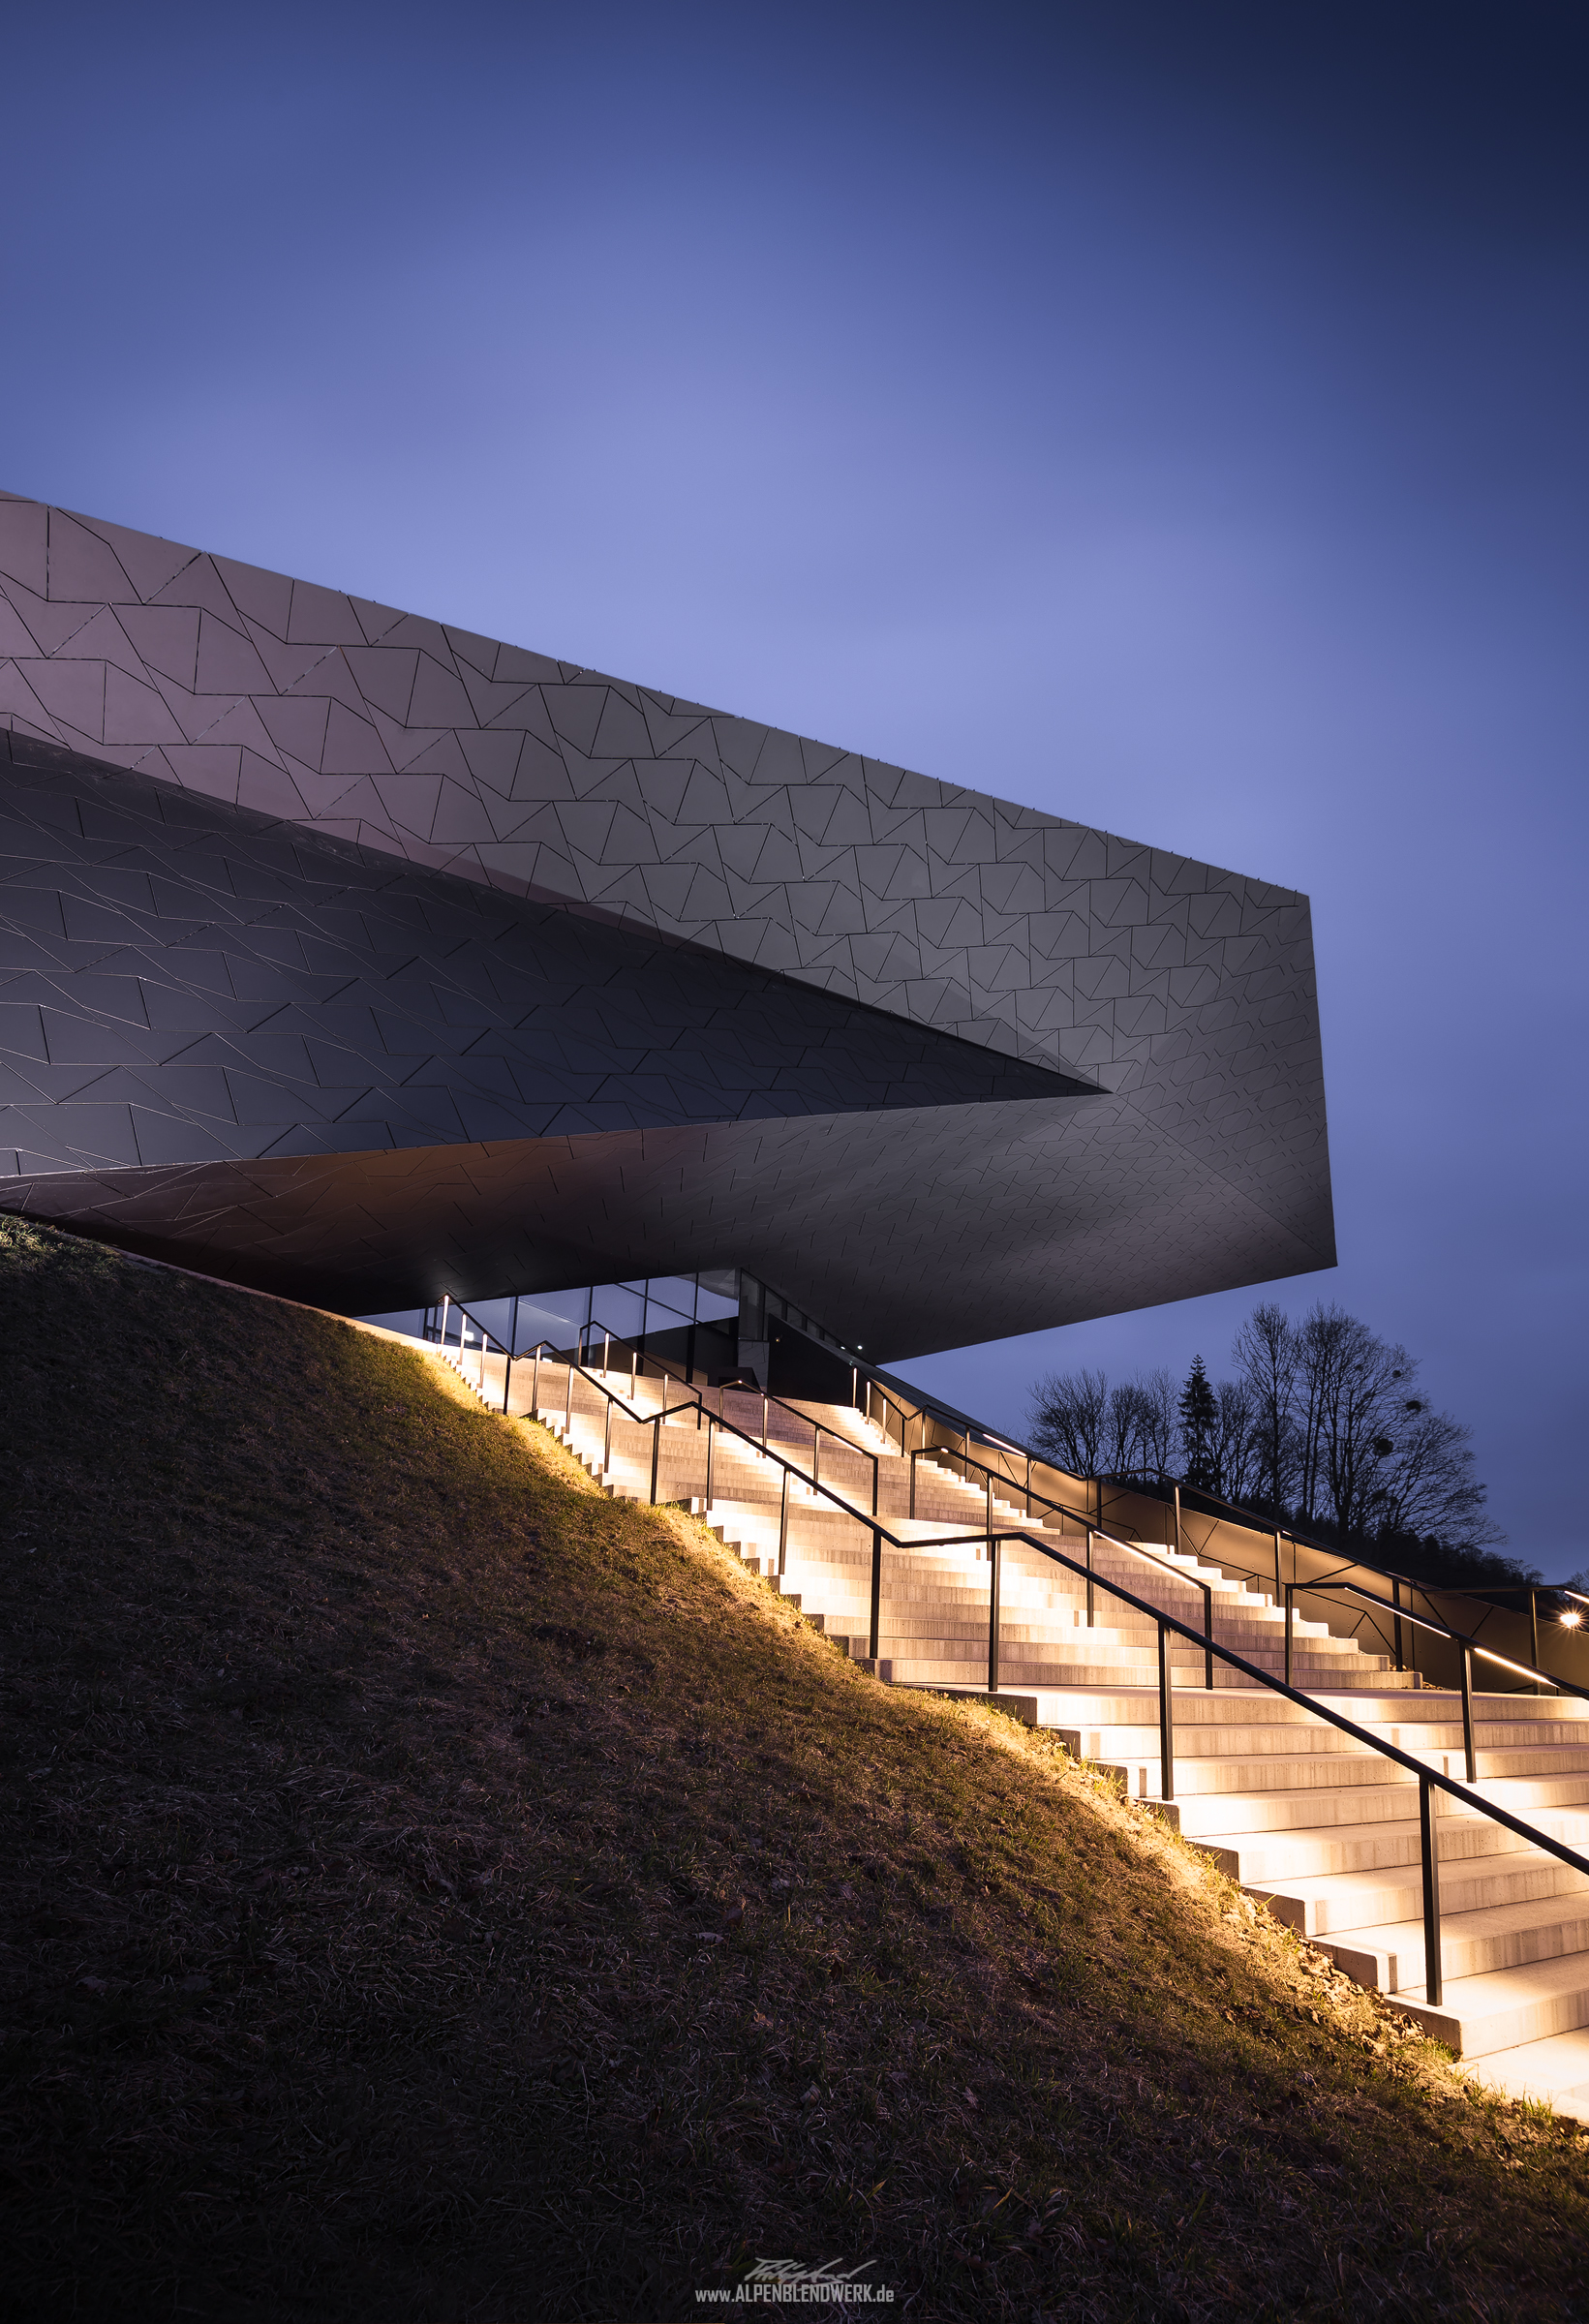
left=435, top=1341, right=1589, bottom=2118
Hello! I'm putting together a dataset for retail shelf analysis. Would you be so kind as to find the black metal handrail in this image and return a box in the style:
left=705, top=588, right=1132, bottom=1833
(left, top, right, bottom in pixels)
left=574, top=1314, right=886, bottom=1512
left=851, top=1345, right=1560, bottom=1664
left=432, top=1307, right=907, bottom=1602
left=909, top=1443, right=1220, bottom=1689
left=426, top=1298, right=1589, bottom=2008
left=997, top=1526, right=1589, bottom=2008
left=432, top=1313, right=1270, bottom=1715
left=909, top=1438, right=1093, bottom=1533
left=1087, top=1469, right=1589, bottom=1699
left=1275, top=1575, right=1589, bottom=1781
left=557, top=1322, right=1228, bottom=1683
left=561, top=1290, right=1570, bottom=1671
left=1060, top=1460, right=1580, bottom=1707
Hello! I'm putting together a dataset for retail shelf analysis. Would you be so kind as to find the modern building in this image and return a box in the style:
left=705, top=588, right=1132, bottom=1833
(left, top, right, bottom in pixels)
left=0, top=492, right=1333, bottom=1381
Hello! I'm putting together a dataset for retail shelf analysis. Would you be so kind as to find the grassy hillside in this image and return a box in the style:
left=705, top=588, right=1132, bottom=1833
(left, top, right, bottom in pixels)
left=2, top=1216, right=1587, bottom=2323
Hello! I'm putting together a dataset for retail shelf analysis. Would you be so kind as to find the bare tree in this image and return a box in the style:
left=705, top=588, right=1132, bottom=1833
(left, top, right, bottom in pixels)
left=1210, top=1377, right=1261, bottom=1504
left=1290, top=1303, right=1345, bottom=1523
left=1286, top=1301, right=1504, bottom=1549
left=1100, top=1379, right=1146, bottom=1477
left=1028, top=1367, right=1109, bottom=1478
left=1231, top=1301, right=1299, bottom=1511
left=1120, top=1369, right=1177, bottom=1482
left=1029, top=1366, right=1177, bottom=1483
left=1026, top=1301, right=1503, bottom=1561
left=1323, top=1312, right=1411, bottom=1537
left=1373, top=1402, right=1503, bottom=1547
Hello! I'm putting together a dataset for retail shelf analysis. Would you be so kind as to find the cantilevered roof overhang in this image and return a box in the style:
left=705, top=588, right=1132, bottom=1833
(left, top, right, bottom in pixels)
left=0, top=494, right=1333, bottom=1354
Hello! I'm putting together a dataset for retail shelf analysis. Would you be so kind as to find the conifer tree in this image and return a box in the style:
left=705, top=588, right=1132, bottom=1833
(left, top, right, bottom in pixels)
left=1177, top=1354, right=1218, bottom=1489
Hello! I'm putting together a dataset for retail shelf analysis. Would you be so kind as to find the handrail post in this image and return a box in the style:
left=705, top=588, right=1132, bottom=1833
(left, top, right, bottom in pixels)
left=869, top=1526, right=882, bottom=1662
left=812, top=1428, right=821, bottom=1492
left=1174, top=1483, right=1182, bottom=1559
left=531, top=1345, right=542, bottom=1417
left=1284, top=1583, right=1294, bottom=1690
left=1421, top=1774, right=1444, bottom=2005
left=1158, top=1621, right=1175, bottom=1802
left=988, top=1535, right=1001, bottom=1694
left=502, top=1341, right=512, bottom=1414
left=1204, top=1581, right=1213, bottom=1690
left=565, top=1358, right=574, bottom=1432
left=762, top=1391, right=769, bottom=1451
left=1460, top=1642, right=1477, bottom=1782
left=1085, top=1525, right=1095, bottom=1629
left=909, top=1449, right=918, bottom=1519
left=603, top=1392, right=613, bottom=1477
left=705, top=1416, right=715, bottom=1506
left=779, top=1466, right=790, bottom=1577
left=651, top=1415, right=661, bottom=1505
left=871, top=1451, right=879, bottom=1519
left=1531, top=1588, right=1542, bottom=1693
left=1392, top=1575, right=1404, bottom=1671
left=440, top=1293, right=450, bottom=1353
left=986, top=1473, right=994, bottom=1564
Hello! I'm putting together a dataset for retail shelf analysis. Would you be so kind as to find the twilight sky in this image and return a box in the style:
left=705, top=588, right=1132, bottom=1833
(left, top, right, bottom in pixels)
left=4, top=2, right=1585, bottom=1565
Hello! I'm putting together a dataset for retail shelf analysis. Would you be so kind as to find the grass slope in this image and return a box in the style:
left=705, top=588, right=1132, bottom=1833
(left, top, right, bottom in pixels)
left=2, top=1216, right=1587, bottom=2323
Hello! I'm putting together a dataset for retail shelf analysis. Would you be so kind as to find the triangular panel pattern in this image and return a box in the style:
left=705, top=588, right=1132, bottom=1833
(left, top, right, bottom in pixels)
left=0, top=493, right=1332, bottom=1269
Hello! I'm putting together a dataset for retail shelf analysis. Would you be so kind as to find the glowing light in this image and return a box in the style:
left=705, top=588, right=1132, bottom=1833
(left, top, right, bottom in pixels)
left=1561, top=1610, right=1582, bottom=1630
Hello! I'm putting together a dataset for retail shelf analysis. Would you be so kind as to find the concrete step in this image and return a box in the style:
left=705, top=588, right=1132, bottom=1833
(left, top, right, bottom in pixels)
left=1389, top=1950, right=1589, bottom=2062
left=1311, top=1892, right=1589, bottom=1997
left=1250, top=1849, right=1589, bottom=1943
left=1470, top=2027, right=1589, bottom=2111
left=1200, top=1800, right=1589, bottom=1884
left=472, top=1350, right=1589, bottom=2112
left=1171, top=1774, right=1589, bottom=1842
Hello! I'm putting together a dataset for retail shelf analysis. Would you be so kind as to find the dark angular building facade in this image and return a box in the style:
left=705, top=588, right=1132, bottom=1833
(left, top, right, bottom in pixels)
left=0, top=493, right=1334, bottom=1359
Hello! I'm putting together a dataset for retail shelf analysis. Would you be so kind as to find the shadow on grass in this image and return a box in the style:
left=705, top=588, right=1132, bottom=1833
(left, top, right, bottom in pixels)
left=2, top=1217, right=1587, bottom=2322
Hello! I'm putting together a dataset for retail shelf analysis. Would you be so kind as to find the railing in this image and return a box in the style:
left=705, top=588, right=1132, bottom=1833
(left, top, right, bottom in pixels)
left=430, top=1296, right=1208, bottom=1668
left=574, top=1315, right=885, bottom=1514
left=516, top=1291, right=1580, bottom=1696
left=996, top=1528, right=1589, bottom=2008
left=926, top=1429, right=1588, bottom=1719
left=425, top=1293, right=1589, bottom=2011
left=432, top=1297, right=896, bottom=1611
left=428, top=1295, right=1577, bottom=1720
left=1093, top=1467, right=1589, bottom=1705
left=842, top=1350, right=1584, bottom=1701
left=858, top=1366, right=1439, bottom=1652
left=564, top=1314, right=1227, bottom=1680
left=1274, top=1574, right=1589, bottom=1776
left=430, top=1298, right=1241, bottom=1695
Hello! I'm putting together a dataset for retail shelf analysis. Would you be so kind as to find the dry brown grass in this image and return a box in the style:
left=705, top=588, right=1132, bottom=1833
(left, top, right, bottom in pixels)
left=3, top=1215, right=1589, bottom=2322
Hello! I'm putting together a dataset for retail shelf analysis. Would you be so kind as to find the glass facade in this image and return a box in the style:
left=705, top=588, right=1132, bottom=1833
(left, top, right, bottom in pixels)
left=373, top=1265, right=861, bottom=1391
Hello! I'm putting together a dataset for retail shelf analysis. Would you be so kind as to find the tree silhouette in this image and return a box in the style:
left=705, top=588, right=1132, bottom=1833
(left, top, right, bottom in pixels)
left=1027, top=1300, right=1511, bottom=1586
left=1177, top=1355, right=1218, bottom=1490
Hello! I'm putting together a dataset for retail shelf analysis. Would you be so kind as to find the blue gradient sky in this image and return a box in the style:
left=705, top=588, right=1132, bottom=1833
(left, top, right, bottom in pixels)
left=4, top=3, right=1585, bottom=1563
